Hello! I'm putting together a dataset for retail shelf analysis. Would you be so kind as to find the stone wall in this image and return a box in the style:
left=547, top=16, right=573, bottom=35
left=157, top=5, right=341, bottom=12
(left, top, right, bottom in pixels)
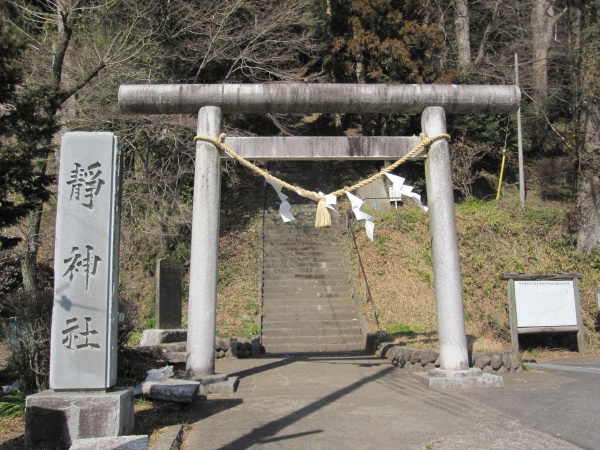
left=215, top=337, right=261, bottom=359
left=378, top=344, right=524, bottom=373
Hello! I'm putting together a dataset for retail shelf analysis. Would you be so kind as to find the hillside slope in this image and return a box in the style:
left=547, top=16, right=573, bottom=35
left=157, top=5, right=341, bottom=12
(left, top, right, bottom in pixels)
left=348, top=188, right=600, bottom=353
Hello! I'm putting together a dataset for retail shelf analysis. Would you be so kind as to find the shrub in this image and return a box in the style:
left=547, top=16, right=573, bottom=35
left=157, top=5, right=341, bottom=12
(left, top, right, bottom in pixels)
left=0, top=290, right=52, bottom=391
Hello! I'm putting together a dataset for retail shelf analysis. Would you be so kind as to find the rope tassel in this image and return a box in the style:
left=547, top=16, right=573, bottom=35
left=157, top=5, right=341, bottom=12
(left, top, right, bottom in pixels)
left=315, top=198, right=332, bottom=228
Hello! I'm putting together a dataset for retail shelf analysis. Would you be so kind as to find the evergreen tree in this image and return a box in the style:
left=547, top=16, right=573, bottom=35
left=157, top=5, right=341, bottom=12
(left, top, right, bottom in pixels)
left=0, top=24, right=57, bottom=251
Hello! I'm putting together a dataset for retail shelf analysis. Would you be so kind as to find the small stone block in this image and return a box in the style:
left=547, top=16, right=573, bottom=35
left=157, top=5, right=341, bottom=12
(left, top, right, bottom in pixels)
left=141, top=379, right=200, bottom=403
left=228, top=338, right=238, bottom=359
left=25, top=388, right=134, bottom=448
left=139, top=329, right=187, bottom=347
left=364, top=332, right=377, bottom=355
left=251, top=335, right=261, bottom=357
left=152, top=424, right=183, bottom=450
left=70, top=435, right=148, bottom=450
left=198, top=376, right=239, bottom=395
left=413, top=368, right=503, bottom=389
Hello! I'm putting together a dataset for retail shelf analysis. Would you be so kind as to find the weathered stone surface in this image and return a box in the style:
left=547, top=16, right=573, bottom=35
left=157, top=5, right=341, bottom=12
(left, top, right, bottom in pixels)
left=152, top=425, right=183, bottom=450
left=25, top=388, right=134, bottom=448
left=156, top=258, right=182, bottom=329
left=490, top=354, right=503, bottom=370
left=502, top=353, right=512, bottom=370
left=164, top=352, right=186, bottom=364
left=475, top=354, right=491, bottom=370
left=386, top=346, right=402, bottom=362
left=141, top=379, right=200, bottom=403
left=198, top=376, right=239, bottom=395
left=497, top=366, right=509, bottom=374
left=509, top=353, right=521, bottom=372
left=251, top=335, right=261, bottom=357
left=410, top=351, right=422, bottom=364
left=70, top=435, right=148, bottom=450
left=216, top=340, right=228, bottom=352
left=217, top=350, right=225, bottom=358
left=228, top=338, right=238, bottom=359
left=139, top=329, right=187, bottom=347
left=50, top=132, right=122, bottom=391
left=483, top=366, right=495, bottom=374
left=421, top=351, right=437, bottom=366
left=414, top=368, right=503, bottom=389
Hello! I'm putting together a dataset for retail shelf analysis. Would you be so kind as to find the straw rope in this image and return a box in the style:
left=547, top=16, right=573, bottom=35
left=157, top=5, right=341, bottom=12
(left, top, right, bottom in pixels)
left=193, top=133, right=450, bottom=227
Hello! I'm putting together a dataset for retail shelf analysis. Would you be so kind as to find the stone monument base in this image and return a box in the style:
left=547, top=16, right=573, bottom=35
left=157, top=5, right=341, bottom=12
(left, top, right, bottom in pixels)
left=189, top=373, right=239, bottom=395
left=413, top=368, right=503, bottom=389
left=25, top=388, right=134, bottom=448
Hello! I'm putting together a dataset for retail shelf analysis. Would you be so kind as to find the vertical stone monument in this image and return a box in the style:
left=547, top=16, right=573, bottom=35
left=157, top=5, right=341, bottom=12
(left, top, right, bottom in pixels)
left=25, top=132, right=134, bottom=448
left=156, top=258, right=182, bottom=329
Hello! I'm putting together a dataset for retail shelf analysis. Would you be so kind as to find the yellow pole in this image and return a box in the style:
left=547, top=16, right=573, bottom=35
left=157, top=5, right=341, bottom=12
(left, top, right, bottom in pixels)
left=496, top=149, right=507, bottom=201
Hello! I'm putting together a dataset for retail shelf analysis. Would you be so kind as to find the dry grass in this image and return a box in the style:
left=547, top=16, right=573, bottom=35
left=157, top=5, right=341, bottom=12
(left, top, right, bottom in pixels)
left=349, top=187, right=600, bottom=354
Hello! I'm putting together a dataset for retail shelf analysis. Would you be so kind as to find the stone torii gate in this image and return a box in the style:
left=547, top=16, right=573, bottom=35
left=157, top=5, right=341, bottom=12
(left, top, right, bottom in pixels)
left=119, top=84, right=520, bottom=387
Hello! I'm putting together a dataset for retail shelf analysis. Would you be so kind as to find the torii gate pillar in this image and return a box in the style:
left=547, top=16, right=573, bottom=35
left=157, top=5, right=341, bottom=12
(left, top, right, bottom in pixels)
left=186, top=106, right=222, bottom=378
left=422, top=107, right=469, bottom=370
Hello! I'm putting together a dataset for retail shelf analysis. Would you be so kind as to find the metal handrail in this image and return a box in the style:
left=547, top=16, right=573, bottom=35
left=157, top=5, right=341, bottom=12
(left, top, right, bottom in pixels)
left=345, top=213, right=379, bottom=327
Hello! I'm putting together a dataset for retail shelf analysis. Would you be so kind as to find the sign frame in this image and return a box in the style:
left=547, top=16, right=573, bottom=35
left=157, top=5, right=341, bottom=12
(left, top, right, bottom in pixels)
left=501, top=273, right=584, bottom=353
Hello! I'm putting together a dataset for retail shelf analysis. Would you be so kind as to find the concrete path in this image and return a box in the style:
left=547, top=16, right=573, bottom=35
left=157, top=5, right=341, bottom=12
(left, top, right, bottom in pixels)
left=181, top=354, right=600, bottom=449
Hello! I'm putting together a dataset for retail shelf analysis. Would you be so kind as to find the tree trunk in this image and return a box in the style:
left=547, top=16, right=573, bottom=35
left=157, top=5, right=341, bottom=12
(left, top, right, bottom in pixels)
left=531, top=0, right=564, bottom=108
left=575, top=103, right=600, bottom=253
left=21, top=204, right=43, bottom=291
left=453, top=0, right=471, bottom=73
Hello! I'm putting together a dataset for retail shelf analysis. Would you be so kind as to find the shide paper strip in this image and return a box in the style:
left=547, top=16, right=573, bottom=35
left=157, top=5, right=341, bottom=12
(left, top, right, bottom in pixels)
left=346, top=191, right=375, bottom=241
left=320, top=191, right=340, bottom=219
left=384, top=173, right=428, bottom=212
left=265, top=178, right=294, bottom=222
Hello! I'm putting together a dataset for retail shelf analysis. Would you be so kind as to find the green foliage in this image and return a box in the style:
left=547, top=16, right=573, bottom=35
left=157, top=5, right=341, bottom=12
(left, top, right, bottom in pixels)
left=0, top=390, right=26, bottom=418
left=0, top=24, right=58, bottom=250
left=240, top=318, right=260, bottom=337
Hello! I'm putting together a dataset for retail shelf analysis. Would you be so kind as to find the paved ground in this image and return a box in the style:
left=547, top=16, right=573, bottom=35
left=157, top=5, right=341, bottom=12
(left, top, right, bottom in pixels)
left=181, top=354, right=600, bottom=450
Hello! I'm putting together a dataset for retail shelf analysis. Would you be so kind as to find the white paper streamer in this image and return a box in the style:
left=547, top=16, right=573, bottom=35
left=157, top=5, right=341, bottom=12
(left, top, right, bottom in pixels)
left=346, top=192, right=375, bottom=241
left=385, top=173, right=428, bottom=212
left=265, top=178, right=295, bottom=222
left=320, top=191, right=340, bottom=219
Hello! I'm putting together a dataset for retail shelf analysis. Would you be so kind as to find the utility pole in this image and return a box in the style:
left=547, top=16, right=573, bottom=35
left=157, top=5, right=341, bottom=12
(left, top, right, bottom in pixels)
left=515, top=53, right=526, bottom=208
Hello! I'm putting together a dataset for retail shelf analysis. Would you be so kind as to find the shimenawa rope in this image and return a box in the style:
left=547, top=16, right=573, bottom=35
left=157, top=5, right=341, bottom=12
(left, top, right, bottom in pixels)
left=193, top=133, right=450, bottom=227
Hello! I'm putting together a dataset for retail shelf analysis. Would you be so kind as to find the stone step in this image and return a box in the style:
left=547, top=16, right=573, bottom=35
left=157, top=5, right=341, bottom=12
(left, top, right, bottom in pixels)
left=262, top=260, right=346, bottom=269
left=262, top=297, right=352, bottom=306
left=262, top=286, right=351, bottom=295
left=262, top=242, right=341, bottom=250
left=262, top=334, right=364, bottom=345
left=263, top=266, right=347, bottom=274
left=262, top=327, right=362, bottom=338
left=263, top=274, right=349, bottom=283
left=262, top=319, right=361, bottom=330
left=264, top=311, right=358, bottom=322
left=262, top=305, right=357, bottom=315
left=262, top=343, right=365, bottom=354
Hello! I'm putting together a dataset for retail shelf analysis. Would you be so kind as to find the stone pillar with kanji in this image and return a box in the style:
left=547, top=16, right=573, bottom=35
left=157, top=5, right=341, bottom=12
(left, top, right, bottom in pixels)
left=25, top=132, right=134, bottom=448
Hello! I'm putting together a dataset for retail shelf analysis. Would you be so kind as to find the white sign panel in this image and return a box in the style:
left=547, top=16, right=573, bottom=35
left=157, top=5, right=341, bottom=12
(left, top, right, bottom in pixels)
left=514, top=280, right=577, bottom=328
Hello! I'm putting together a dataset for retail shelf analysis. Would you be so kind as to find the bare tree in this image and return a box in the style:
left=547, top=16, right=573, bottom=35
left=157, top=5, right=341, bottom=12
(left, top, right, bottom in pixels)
left=3, top=0, right=160, bottom=289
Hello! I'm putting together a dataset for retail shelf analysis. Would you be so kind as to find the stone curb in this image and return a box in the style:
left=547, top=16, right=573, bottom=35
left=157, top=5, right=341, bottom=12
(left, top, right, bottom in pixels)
left=152, top=424, right=184, bottom=450
left=378, top=344, right=524, bottom=373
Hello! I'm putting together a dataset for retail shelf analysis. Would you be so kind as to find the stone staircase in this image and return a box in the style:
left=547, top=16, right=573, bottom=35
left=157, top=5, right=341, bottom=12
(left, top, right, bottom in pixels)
left=260, top=162, right=366, bottom=355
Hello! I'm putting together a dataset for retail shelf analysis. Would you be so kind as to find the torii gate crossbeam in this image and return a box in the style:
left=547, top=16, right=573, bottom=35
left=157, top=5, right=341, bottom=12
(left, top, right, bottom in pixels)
left=118, top=84, right=520, bottom=386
